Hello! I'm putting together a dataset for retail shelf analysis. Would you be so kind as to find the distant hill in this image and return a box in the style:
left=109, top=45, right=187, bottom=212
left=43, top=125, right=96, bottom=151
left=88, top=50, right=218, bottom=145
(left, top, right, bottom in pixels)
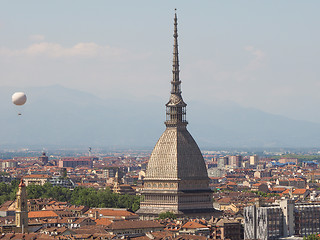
left=1, top=85, right=320, bottom=149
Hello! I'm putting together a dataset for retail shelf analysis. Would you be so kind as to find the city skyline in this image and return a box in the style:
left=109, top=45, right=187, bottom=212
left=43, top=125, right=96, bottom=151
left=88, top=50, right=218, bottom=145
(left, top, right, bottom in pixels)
left=2, top=4, right=320, bottom=237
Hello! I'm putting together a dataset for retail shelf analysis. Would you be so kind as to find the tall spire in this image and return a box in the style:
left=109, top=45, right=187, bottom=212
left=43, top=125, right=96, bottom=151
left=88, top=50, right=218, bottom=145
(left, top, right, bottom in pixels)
left=137, top=9, right=214, bottom=220
left=165, top=9, right=187, bottom=128
left=172, top=9, right=181, bottom=94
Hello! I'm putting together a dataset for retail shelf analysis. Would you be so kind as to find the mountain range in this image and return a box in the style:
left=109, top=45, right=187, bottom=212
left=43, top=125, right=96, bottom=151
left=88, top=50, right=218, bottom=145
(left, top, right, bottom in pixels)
left=1, top=85, right=320, bottom=149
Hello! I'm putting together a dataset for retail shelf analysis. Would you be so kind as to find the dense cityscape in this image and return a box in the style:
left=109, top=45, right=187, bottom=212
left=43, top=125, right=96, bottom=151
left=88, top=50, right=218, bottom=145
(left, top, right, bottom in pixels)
left=1, top=148, right=320, bottom=239
left=2, top=2, right=320, bottom=240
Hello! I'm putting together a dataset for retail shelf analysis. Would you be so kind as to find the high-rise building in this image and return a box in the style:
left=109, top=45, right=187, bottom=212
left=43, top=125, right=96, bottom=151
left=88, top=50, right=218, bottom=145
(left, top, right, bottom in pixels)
left=244, top=200, right=320, bottom=240
left=15, top=179, right=28, bottom=233
left=137, top=11, right=217, bottom=219
left=229, top=155, right=242, bottom=168
left=218, top=156, right=229, bottom=169
left=249, top=155, right=259, bottom=167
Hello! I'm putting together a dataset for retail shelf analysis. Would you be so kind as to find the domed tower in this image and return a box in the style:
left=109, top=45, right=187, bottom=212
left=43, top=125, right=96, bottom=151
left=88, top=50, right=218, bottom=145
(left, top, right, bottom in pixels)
left=137, top=11, right=216, bottom=219
left=38, top=152, right=49, bottom=165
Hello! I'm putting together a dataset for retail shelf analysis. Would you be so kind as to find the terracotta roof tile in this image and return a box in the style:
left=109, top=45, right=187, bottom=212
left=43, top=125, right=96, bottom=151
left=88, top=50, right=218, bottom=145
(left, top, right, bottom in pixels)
left=23, top=174, right=50, bottom=179
left=282, top=189, right=291, bottom=194
left=28, top=210, right=58, bottom=218
left=95, top=218, right=112, bottom=226
left=106, top=220, right=163, bottom=230
left=86, top=208, right=137, bottom=217
left=293, top=189, right=307, bottom=195
left=182, top=221, right=207, bottom=229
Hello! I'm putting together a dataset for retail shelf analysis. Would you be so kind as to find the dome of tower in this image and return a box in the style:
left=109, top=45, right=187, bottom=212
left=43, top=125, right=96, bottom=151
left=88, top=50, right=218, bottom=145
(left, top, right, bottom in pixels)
left=145, top=127, right=208, bottom=180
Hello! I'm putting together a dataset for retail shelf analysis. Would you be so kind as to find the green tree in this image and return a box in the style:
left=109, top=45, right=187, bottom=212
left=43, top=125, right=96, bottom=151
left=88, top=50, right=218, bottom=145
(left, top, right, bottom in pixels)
left=1, top=179, right=140, bottom=212
left=0, top=180, right=21, bottom=205
left=27, top=184, right=45, bottom=199
left=303, top=234, right=320, bottom=240
left=158, top=211, right=177, bottom=219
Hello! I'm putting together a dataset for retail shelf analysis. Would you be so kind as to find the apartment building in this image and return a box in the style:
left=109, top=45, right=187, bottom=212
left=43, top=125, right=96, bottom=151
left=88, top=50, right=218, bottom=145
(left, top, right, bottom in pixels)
left=244, top=200, right=320, bottom=240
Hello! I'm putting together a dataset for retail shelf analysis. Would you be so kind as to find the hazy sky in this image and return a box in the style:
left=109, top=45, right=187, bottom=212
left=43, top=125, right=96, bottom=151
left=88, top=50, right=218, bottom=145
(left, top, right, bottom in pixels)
left=1, top=1, right=320, bottom=123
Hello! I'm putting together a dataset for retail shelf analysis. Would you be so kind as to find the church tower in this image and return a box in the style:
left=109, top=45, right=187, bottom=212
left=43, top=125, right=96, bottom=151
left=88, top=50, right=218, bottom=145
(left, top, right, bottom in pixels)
left=38, top=152, right=49, bottom=165
left=15, top=179, right=28, bottom=233
left=137, top=11, right=216, bottom=219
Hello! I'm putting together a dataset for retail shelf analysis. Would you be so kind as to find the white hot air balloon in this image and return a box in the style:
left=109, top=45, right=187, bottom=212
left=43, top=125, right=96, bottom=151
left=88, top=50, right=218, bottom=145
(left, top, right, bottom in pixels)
left=12, top=92, right=27, bottom=115
left=12, top=92, right=27, bottom=106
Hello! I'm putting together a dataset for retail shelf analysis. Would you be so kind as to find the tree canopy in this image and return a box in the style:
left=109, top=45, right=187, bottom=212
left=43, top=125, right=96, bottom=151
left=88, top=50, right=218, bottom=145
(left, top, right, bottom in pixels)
left=158, top=211, right=177, bottom=220
left=304, top=234, right=320, bottom=240
left=0, top=181, right=140, bottom=212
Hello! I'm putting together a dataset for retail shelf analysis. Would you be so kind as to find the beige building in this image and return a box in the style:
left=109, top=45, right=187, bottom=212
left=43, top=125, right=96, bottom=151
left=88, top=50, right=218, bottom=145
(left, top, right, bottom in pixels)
left=212, top=218, right=242, bottom=240
left=254, top=170, right=271, bottom=179
left=180, top=221, right=210, bottom=235
left=105, top=220, right=164, bottom=235
left=137, top=12, right=217, bottom=219
left=219, top=203, right=240, bottom=213
left=112, top=170, right=135, bottom=195
left=23, top=174, right=49, bottom=186
left=250, top=155, right=259, bottom=166
left=279, top=158, right=298, bottom=165
left=276, top=178, right=306, bottom=189
left=229, top=155, right=242, bottom=168
left=1, top=160, right=18, bottom=169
